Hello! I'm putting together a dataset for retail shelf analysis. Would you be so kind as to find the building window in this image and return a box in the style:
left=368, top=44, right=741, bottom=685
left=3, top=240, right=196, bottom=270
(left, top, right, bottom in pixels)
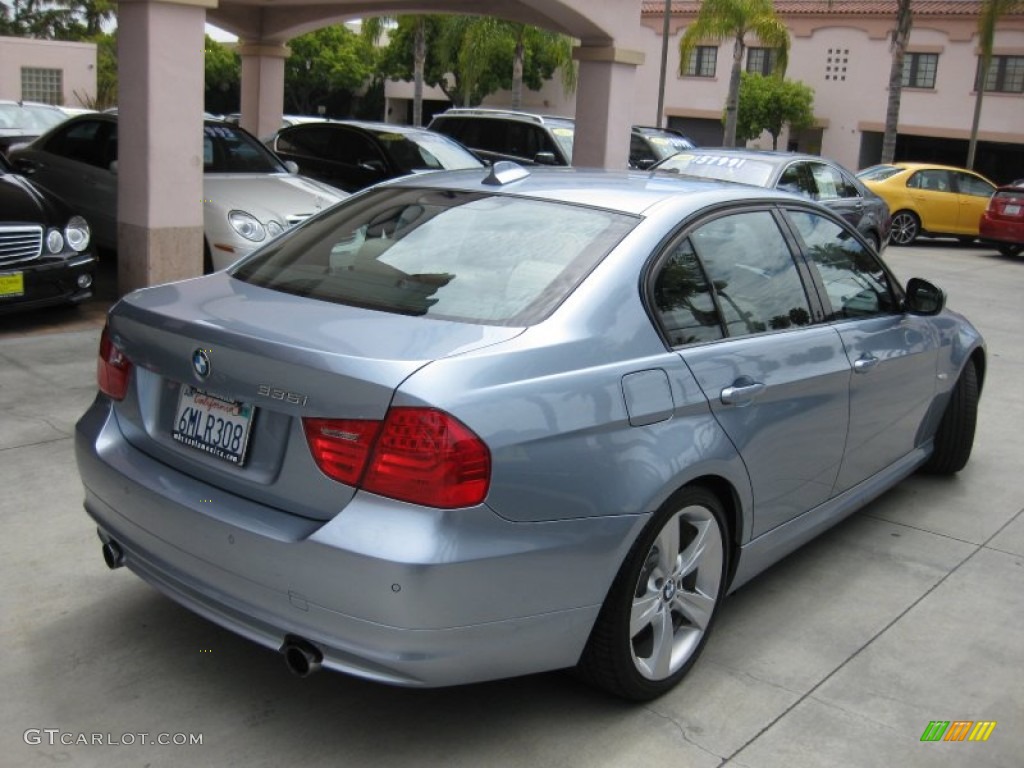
left=747, top=48, right=778, bottom=76
left=902, top=53, right=938, bottom=89
left=683, top=46, right=717, bottom=78
left=976, top=55, right=1024, bottom=93
left=21, top=67, right=63, bottom=104
left=824, top=48, right=849, bottom=82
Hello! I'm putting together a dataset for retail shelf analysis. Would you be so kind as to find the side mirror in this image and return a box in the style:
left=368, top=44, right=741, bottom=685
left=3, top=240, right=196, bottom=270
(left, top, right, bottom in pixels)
left=533, top=151, right=558, bottom=166
left=283, top=160, right=299, bottom=175
left=904, top=277, right=945, bottom=315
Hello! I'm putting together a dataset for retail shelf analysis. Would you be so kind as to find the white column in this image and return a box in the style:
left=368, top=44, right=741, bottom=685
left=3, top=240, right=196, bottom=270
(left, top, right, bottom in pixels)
left=117, top=0, right=211, bottom=292
left=571, top=46, right=645, bottom=169
left=238, top=42, right=289, bottom=140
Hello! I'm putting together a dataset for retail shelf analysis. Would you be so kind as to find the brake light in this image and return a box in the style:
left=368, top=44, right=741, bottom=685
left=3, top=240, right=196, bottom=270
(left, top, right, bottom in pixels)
left=303, top=408, right=491, bottom=509
left=303, top=418, right=381, bottom=485
left=97, top=323, right=133, bottom=400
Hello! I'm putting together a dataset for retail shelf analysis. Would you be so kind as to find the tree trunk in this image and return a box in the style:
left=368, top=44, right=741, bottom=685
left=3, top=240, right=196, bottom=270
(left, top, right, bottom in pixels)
left=881, top=0, right=912, bottom=164
left=512, top=38, right=524, bottom=110
left=413, top=19, right=426, bottom=127
left=966, top=67, right=986, bottom=170
left=723, top=34, right=745, bottom=147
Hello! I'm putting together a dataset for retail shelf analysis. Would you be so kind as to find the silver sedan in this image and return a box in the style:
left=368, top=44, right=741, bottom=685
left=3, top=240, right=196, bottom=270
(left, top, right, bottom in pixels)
left=76, top=164, right=984, bottom=700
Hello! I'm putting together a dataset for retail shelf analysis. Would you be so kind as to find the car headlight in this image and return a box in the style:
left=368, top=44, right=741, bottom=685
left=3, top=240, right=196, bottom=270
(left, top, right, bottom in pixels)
left=65, top=215, right=91, bottom=252
left=228, top=211, right=266, bottom=242
left=45, top=228, right=64, bottom=254
left=266, top=219, right=284, bottom=238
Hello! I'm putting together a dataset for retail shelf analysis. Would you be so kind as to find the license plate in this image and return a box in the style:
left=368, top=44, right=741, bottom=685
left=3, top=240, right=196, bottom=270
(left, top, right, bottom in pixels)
left=172, top=386, right=254, bottom=465
left=1005, top=204, right=1020, bottom=216
left=0, top=272, right=24, bottom=298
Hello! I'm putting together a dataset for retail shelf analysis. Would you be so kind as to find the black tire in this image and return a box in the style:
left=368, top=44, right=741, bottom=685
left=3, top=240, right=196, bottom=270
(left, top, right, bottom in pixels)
left=576, top=486, right=729, bottom=700
left=998, top=243, right=1022, bottom=257
left=890, top=211, right=920, bottom=246
left=921, top=360, right=979, bottom=474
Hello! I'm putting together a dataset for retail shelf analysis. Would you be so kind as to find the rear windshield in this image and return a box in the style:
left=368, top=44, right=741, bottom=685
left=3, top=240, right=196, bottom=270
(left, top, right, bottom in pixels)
left=232, top=187, right=637, bottom=326
left=656, top=152, right=774, bottom=187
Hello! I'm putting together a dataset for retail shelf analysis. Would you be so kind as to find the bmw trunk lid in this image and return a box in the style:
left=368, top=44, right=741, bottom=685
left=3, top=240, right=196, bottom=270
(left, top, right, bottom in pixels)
left=104, top=273, right=522, bottom=521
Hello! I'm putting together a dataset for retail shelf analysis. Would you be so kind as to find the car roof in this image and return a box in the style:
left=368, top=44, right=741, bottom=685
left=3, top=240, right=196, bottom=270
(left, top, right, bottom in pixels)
left=431, top=108, right=575, bottom=127
left=892, top=161, right=986, bottom=174
left=379, top=165, right=797, bottom=216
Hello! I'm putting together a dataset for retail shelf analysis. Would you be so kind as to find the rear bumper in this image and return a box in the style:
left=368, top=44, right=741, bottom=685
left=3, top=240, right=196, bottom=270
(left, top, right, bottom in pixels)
left=76, top=399, right=641, bottom=687
left=979, top=215, right=1023, bottom=246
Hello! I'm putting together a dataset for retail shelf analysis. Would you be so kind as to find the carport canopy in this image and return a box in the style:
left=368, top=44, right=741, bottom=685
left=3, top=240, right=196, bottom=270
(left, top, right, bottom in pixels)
left=114, top=0, right=646, bottom=294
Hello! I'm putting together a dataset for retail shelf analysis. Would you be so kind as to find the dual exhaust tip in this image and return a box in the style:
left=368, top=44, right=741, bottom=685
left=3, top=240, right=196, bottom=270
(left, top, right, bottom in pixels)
left=100, top=538, right=323, bottom=678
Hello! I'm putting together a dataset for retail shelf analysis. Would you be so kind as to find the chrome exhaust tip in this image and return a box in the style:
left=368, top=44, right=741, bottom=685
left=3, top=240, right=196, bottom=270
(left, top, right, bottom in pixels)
left=101, top=540, right=125, bottom=570
left=280, top=635, right=323, bottom=678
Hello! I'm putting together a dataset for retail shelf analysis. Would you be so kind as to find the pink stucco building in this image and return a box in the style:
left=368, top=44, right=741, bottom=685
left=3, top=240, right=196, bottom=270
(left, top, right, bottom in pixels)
left=0, top=35, right=96, bottom=107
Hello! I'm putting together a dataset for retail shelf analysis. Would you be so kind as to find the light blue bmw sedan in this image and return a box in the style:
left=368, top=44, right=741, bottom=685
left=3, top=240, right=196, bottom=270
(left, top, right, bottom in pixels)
left=76, top=162, right=984, bottom=700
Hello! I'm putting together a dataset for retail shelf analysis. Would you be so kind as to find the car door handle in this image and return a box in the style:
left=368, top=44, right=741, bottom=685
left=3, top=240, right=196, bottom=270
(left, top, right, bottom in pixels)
left=853, top=354, right=879, bottom=373
left=720, top=380, right=766, bottom=406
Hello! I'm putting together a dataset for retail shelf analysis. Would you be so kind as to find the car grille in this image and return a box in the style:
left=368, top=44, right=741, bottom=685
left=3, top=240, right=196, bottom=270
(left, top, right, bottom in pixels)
left=0, top=225, right=43, bottom=266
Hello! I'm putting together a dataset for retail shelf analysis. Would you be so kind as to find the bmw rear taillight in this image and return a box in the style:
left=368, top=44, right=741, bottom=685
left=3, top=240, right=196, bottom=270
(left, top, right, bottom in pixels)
left=303, top=407, right=491, bottom=509
left=97, top=323, right=133, bottom=400
left=303, top=418, right=382, bottom=486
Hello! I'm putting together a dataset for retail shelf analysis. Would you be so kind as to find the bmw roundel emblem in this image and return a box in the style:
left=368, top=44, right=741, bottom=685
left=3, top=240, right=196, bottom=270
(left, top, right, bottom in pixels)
left=192, top=349, right=211, bottom=379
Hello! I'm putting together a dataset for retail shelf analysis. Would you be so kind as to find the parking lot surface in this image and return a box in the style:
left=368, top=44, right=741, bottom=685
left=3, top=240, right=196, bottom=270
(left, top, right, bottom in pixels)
left=2, top=242, right=1022, bottom=767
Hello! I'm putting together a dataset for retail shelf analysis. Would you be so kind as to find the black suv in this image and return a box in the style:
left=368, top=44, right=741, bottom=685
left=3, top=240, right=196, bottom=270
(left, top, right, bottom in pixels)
left=428, top=108, right=696, bottom=168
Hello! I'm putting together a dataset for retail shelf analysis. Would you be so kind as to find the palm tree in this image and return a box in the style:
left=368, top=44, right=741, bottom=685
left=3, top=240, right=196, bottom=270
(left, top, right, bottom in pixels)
left=966, top=0, right=1022, bottom=170
left=460, top=18, right=576, bottom=109
left=880, top=0, right=912, bottom=164
left=678, top=0, right=789, bottom=147
left=363, top=15, right=429, bottom=126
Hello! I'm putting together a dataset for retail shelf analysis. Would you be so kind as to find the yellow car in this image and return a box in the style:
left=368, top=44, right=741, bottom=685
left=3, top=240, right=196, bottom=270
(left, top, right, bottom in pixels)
left=857, top=162, right=996, bottom=246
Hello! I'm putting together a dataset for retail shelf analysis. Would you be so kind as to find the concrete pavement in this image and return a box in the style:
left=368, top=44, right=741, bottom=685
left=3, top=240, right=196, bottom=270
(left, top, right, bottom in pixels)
left=1, top=243, right=1021, bottom=767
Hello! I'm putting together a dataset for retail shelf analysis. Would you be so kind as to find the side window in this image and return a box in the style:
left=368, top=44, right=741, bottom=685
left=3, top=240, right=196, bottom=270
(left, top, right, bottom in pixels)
left=953, top=172, right=995, bottom=198
left=44, top=119, right=109, bottom=168
left=809, top=163, right=860, bottom=201
left=692, top=210, right=812, bottom=336
left=778, top=164, right=815, bottom=199
left=907, top=169, right=951, bottom=193
left=276, top=126, right=332, bottom=158
left=652, top=237, right=724, bottom=347
left=788, top=210, right=896, bottom=319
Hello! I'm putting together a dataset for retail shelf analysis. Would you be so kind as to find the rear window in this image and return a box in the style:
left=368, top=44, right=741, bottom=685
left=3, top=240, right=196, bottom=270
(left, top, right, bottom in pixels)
left=656, top=152, right=774, bottom=187
left=232, top=188, right=637, bottom=325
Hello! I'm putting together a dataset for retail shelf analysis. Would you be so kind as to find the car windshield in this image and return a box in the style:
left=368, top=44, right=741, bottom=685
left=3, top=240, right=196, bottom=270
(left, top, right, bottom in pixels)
left=638, top=130, right=695, bottom=161
left=203, top=123, right=287, bottom=174
left=0, top=103, right=58, bottom=131
left=856, top=165, right=903, bottom=182
left=655, top=152, right=775, bottom=187
left=547, top=119, right=575, bottom=160
left=373, top=130, right=483, bottom=173
left=23, top=105, right=66, bottom=130
left=232, top=187, right=637, bottom=326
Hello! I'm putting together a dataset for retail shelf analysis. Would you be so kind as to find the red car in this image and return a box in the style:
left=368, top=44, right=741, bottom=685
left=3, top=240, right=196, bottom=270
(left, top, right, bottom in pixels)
left=980, top=181, right=1024, bottom=257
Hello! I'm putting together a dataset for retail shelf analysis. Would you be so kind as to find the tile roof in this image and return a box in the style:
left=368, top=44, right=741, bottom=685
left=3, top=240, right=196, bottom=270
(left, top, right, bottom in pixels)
left=641, top=1, right=1023, bottom=17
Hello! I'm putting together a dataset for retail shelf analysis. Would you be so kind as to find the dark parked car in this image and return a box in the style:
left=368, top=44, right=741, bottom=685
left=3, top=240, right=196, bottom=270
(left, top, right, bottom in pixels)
left=0, top=151, right=95, bottom=313
left=11, top=114, right=344, bottom=270
left=77, top=162, right=983, bottom=700
left=427, top=107, right=690, bottom=169
left=266, top=120, right=484, bottom=192
left=654, top=148, right=892, bottom=252
left=978, top=180, right=1023, bottom=257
